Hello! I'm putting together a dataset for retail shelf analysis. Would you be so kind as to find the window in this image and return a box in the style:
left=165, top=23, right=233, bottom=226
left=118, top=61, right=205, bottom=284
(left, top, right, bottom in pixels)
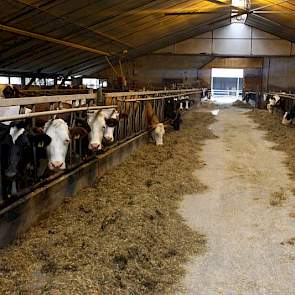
left=46, top=79, right=55, bottom=86
left=25, top=78, right=33, bottom=85
left=0, top=76, right=9, bottom=84
left=83, top=78, right=100, bottom=89
left=102, top=81, right=108, bottom=88
left=10, top=77, right=22, bottom=85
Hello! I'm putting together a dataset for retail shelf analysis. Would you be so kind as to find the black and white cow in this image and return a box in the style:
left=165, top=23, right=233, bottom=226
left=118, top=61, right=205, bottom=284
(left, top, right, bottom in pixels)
left=243, top=92, right=257, bottom=106
left=165, top=98, right=182, bottom=130
left=0, top=121, right=52, bottom=199
left=179, top=96, right=192, bottom=111
left=282, top=105, right=295, bottom=125
left=201, top=88, right=210, bottom=100
left=265, top=94, right=281, bottom=113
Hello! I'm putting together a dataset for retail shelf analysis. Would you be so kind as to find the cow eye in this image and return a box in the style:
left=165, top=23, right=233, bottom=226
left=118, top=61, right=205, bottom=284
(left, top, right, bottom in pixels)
left=64, top=139, right=70, bottom=144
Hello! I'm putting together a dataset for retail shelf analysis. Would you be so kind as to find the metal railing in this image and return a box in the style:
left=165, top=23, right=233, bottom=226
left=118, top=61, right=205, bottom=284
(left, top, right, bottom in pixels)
left=211, top=89, right=243, bottom=98
left=0, top=88, right=201, bottom=208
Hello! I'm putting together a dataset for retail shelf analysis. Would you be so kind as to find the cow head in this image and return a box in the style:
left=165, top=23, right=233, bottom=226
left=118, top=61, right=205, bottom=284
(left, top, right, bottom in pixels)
left=0, top=84, right=20, bottom=98
left=151, top=123, right=165, bottom=146
left=86, top=110, right=106, bottom=151
left=45, top=119, right=87, bottom=170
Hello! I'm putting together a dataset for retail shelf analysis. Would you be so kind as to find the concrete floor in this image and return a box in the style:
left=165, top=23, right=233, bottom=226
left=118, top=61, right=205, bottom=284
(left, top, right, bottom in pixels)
left=177, top=107, right=295, bottom=295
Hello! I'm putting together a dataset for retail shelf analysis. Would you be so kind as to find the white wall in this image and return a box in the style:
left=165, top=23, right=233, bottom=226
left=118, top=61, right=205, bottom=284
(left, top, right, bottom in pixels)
left=155, top=23, right=295, bottom=57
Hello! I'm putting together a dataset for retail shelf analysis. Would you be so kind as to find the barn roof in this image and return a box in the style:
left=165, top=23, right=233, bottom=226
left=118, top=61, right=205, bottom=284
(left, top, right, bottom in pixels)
left=0, top=0, right=295, bottom=76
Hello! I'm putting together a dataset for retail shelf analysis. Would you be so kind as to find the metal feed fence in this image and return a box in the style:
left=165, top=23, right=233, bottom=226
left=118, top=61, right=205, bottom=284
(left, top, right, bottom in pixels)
left=0, top=88, right=201, bottom=208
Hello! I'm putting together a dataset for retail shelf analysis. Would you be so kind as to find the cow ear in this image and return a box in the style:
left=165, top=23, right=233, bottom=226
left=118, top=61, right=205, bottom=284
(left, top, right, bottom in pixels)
left=31, top=134, right=52, bottom=147
left=69, top=127, right=88, bottom=139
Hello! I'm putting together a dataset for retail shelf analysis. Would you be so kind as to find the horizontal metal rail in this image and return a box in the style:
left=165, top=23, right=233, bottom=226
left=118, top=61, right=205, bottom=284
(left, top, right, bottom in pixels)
left=268, top=92, right=295, bottom=100
left=117, top=92, right=199, bottom=102
left=0, top=93, right=97, bottom=107
left=105, top=88, right=201, bottom=97
left=0, top=105, right=117, bottom=123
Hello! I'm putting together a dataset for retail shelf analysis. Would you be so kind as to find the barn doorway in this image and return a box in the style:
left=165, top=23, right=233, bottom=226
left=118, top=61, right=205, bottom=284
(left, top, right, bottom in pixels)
left=211, top=68, right=244, bottom=104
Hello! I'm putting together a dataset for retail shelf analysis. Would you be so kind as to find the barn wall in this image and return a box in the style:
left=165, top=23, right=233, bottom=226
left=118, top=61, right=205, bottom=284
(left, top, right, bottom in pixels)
left=99, top=55, right=213, bottom=89
left=156, top=23, right=295, bottom=57
left=99, top=55, right=265, bottom=90
left=262, top=57, right=295, bottom=91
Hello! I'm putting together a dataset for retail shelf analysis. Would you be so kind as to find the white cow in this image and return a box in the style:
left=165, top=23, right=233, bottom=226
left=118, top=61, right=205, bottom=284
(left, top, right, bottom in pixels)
left=86, top=108, right=122, bottom=149
left=44, top=119, right=87, bottom=170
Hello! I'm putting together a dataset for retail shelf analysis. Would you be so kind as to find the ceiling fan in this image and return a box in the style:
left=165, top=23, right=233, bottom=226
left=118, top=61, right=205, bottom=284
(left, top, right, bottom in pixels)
left=164, top=0, right=295, bottom=16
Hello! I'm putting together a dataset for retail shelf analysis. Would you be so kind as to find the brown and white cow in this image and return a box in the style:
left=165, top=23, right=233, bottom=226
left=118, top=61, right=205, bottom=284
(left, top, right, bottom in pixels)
left=146, top=102, right=166, bottom=145
left=0, top=84, right=20, bottom=99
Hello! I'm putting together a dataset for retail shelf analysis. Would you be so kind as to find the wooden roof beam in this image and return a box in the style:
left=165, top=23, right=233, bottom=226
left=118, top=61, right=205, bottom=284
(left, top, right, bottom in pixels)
left=0, top=23, right=111, bottom=56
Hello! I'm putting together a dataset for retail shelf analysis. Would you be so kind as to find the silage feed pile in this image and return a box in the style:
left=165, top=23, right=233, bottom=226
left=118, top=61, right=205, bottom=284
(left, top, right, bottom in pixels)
left=248, top=109, right=295, bottom=187
left=0, top=110, right=216, bottom=295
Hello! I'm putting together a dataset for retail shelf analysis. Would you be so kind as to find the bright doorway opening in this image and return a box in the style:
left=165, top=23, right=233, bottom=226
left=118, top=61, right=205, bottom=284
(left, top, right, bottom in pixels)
left=211, top=68, right=244, bottom=104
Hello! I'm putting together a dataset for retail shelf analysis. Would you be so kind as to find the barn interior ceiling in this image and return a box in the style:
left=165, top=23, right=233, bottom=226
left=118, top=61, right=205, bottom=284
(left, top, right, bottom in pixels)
left=0, top=0, right=294, bottom=76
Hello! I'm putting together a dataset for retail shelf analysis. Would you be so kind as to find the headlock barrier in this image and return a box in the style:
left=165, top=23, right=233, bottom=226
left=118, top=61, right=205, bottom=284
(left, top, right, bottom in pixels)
left=0, top=88, right=202, bottom=246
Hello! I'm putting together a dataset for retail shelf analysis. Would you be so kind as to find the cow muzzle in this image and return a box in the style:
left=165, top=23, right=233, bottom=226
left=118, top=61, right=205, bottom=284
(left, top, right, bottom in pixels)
left=89, top=143, right=102, bottom=151
left=48, top=161, right=64, bottom=170
left=104, top=136, right=114, bottom=144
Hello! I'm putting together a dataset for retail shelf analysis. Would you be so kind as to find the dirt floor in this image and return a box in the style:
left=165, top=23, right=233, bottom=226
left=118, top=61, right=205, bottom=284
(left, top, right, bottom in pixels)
left=0, top=109, right=215, bottom=295
left=177, top=107, right=295, bottom=294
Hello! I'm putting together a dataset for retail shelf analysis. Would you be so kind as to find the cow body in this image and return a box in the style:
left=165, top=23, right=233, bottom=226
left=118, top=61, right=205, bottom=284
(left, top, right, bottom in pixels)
left=282, top=105, right=295, bottom=125
left=201, top=88, right=210, bottom=100
left=243, top=92, right=256, bottom=107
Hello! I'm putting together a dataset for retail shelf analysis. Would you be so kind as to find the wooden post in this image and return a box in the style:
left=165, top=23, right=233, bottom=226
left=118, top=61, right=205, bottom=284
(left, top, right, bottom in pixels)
left=97, top=88, right=104, bottom=106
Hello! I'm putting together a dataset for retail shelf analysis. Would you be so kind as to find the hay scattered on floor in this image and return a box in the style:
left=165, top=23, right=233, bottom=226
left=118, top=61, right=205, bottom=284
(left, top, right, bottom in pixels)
left=200, top=100, right=216, bottom=109
left=0, top=109, right=216, bottom=295
left=280, top=237, right=295, bottom=246
left=232, top=100, right=253, bottom=108
left=247, top=109, right=295, bottom=200
left=269, top=189, right=286, bottom=206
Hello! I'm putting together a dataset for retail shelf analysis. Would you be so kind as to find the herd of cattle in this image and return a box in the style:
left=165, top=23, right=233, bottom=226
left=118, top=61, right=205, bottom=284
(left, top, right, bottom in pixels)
left=0, top=84, right=195, bottom=201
